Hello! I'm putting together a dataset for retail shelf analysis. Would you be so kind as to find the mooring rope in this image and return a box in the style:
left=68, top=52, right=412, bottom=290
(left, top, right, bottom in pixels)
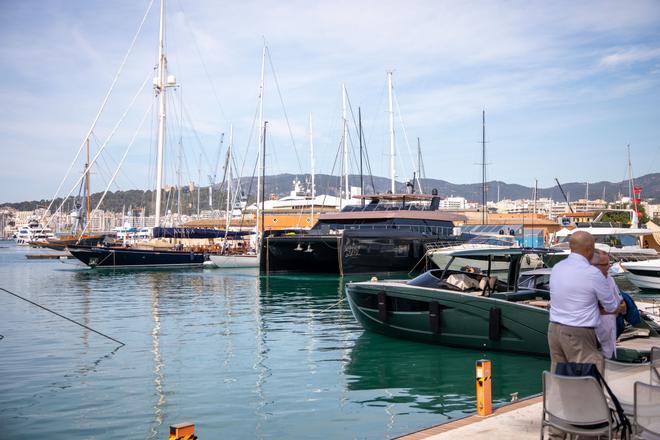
left=0, top=287, right=124, bottom=347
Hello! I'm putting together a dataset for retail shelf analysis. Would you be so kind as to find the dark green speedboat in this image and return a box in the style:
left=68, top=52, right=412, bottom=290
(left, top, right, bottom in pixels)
left=346, top=248, right=660, bottom=359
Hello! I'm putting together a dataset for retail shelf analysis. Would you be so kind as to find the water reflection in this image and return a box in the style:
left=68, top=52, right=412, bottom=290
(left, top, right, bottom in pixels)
left=345, top=332, right=548, bottom=416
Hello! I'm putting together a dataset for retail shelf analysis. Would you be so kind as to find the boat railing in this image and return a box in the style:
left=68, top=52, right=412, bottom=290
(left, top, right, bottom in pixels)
left=312, top=224, right=455, bottom=236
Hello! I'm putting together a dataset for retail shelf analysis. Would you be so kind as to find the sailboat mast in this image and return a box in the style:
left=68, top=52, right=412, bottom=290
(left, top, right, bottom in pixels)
left=627, top=144, right=633, bottom=200
left=309, top=113, right=315, bottom=224
left=387, top=71, right=395, bottom=193
left=342, top=83, right=349, bottom=204
left=359, top=107, right=364, bottom=206
left=256, top=44, right=266, bottom=220
left=154, top=0, right=167, bottom=227
left=416, top=137, right=423, bottom=194
left=261, top=121, right=267, bottom=236
left=85, top=137, right=91, bottom=231
left=226, top=124, right=233, bottom=230
left=482, top=109, right=487, bottom=224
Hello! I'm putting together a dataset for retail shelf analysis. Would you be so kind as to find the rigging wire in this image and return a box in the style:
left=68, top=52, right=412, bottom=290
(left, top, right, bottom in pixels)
left=0, top=287, right=124, bottom=347
left=345, top=93, right=376, bottom=193
left=40, top=0, right=155, bottom=225
left=174, top=0, right=228, bottom=126
left=393, top=91, right=419, bottom=184
left=80, top=96, right=157, bottom=238
left=46, top=72, right=154, bottom=229
left=265, top=45, right=303, bottom=175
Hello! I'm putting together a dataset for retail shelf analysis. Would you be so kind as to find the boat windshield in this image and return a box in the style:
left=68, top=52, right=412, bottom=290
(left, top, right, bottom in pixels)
left=559, top=234, right=639, bottom=247
left=443, top=253, right=514, bottom=282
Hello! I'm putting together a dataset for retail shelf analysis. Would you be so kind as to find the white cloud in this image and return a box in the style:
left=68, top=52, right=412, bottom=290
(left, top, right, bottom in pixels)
left=600, top=47, right=660, bottom=67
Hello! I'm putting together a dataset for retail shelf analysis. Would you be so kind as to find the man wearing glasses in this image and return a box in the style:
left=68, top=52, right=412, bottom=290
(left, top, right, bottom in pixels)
left=592, top=249, right=625, bottom=359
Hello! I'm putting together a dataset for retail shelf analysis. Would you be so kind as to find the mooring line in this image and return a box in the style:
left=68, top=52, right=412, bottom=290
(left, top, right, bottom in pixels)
left=0, top=287, right=125, bottom=347
left=319, top=296, right=346, bottom=313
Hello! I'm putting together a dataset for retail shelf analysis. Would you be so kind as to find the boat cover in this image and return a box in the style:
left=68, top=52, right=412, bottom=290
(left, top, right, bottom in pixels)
left=152, top=227, right=252, bottom=239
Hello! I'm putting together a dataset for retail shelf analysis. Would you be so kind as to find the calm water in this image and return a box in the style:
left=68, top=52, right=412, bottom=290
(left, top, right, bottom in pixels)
left=1, top=241, right=550, bottom=439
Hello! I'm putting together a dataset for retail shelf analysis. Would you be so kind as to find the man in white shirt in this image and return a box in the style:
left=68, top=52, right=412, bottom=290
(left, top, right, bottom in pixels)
left=548, top=231, right=624, bottom=373
left=592, top=250, right=623, bottom=359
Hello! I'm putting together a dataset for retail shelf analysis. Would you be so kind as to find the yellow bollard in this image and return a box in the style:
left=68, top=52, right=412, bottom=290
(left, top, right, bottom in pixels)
left=475, top=359, right=492, bottom=416
left=169, top=422, right=197, bottom=440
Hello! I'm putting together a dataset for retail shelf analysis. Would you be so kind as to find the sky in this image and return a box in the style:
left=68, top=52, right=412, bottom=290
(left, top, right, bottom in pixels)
left=1, top=0, right=660, bottom=203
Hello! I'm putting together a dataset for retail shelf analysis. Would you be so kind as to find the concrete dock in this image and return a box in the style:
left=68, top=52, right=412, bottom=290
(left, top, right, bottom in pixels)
left=398, top=395, right=543, bottom=440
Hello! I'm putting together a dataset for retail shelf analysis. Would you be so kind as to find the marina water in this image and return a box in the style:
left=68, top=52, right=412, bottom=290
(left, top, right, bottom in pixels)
left=1, top=242, right=549, bottom=439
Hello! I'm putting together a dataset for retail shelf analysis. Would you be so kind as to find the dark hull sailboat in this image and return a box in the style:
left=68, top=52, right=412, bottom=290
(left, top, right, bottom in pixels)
left=67, top=245, right=206, bottom=269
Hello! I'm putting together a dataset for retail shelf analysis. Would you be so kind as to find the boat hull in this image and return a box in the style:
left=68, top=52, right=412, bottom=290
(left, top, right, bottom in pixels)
left=624, top=272, right=660, bottom=291
left=261, top=230, right=449, bottom=275
left=621, top=259, right=660, bottom=291
left=346, top=281, right=551, bottom=356
left=209, top=254, right=258, bottom=268
left=67, top=246, right=206, bottom=268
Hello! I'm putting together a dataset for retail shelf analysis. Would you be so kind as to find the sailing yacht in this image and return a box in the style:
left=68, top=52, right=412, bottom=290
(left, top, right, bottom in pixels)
left=68, top=0, right=207, bottom=269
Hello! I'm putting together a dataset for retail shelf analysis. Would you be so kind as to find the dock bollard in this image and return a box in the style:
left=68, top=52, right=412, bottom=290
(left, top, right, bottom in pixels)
left=475, top=359, right=492, bottom=416
left=169, top=422, right=197, bottom=440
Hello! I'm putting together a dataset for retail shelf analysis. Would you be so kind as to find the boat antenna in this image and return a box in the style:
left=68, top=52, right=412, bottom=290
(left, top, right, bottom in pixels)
left=359, top=107, right=364, bottom=206
left=554, top=178, right=574, bottom=213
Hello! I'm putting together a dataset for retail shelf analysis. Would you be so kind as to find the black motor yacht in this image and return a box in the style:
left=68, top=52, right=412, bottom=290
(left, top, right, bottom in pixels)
left=260, top=192, right=466, bottom=275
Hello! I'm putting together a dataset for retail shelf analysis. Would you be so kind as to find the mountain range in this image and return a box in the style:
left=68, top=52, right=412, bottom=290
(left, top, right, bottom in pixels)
left=2, top=172, right=658, bottom=215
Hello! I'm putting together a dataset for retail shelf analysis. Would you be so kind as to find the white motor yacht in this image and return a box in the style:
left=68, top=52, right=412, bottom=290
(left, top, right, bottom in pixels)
left=548, top=226, right=657, bottom=267
left=14, top=218, right=55, bottom=246
left=621, top=259, right=660, bottom=291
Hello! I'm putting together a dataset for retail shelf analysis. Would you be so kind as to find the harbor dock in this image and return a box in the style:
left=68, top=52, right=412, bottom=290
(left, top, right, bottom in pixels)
left=25, top=252, right=70, bottom=259
left=398, top=396, right=543, bottom=440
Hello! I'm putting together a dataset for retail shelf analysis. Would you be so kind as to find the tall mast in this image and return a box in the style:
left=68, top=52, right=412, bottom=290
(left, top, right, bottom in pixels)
left=481, top=109, right=487, bottom=224
left=387, top=71, right=395, bottom=193
left=309, top=113, right=315, bottom=224
left=585, top=182, right=589, bottom=201
left=197, top=154, right=201, bottom=217
left=154, top=0, right=167, bottom=227
left=176, top=140, right=181, bottom=220
left=627, top=144, right=633, bottom=200
left=342, top=83, right=349, bottom=203
left=256, top=44, right=266, bottom=219
left=359, top=107, right=364, bottom=206
left=85, top=137, right=91, bottom=231
left=225, top=125, right=233, bottom=230
left=416, top=137, right=423, bottom=194
left=261, top=121, right=268, bottom=236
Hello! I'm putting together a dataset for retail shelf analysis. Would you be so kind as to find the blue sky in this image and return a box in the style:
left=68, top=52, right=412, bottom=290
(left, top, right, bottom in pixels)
left=1, top=0, right=659, bottom=203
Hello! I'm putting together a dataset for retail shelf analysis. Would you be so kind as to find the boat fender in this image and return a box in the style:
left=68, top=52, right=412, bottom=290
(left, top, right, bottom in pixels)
left=378, top=291, right=388, bottom=323
left=489, top=307, right=502, bottom=341
left=429, top=301, right=442, bottom=334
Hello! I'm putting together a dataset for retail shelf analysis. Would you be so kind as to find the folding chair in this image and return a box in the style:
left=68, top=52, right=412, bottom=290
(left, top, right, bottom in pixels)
left=633, top=382, right=660, bottom=440
left=541, top=371, right=613, bottom=439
